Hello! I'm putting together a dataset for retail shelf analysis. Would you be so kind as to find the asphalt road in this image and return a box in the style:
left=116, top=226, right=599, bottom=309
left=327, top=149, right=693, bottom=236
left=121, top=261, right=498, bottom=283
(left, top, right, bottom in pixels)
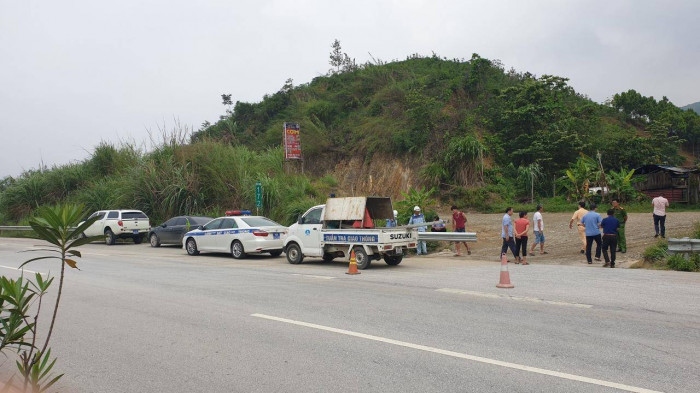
left=1, top=238, right=698, bottom=392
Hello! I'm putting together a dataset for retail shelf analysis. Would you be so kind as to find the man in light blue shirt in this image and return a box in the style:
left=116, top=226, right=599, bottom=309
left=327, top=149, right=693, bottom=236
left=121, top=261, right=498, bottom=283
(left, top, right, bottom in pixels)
left=408, top=206, right=428, bottom=255
left=580, top=203, right=603, bottom=264
left=500, top=207, right=517, bottom=260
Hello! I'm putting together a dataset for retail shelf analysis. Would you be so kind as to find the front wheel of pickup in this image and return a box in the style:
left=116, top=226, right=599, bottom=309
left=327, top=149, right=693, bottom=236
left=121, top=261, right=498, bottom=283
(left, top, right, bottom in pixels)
left=286, top=243, right=303, bottom=264
left=353, top=247, right=371, bottom=270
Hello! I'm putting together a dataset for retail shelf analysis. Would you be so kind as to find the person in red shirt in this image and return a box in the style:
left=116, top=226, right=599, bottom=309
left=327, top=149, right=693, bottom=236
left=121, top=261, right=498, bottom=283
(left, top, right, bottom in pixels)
left=451, top=205, right=471, bottom=256
left=514, top=211, right=530, bottom=265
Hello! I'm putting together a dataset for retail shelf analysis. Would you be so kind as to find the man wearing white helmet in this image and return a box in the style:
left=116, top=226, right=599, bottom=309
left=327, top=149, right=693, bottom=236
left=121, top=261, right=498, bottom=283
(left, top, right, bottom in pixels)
left=386, top=210, right=398, bottom=227
left=408, top=206, right=428, bottom=255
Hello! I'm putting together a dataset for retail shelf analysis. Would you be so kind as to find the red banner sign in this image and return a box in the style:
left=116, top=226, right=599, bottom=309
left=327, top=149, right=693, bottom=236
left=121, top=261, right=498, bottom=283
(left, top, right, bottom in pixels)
left=284, top=122, right=302, bottom=160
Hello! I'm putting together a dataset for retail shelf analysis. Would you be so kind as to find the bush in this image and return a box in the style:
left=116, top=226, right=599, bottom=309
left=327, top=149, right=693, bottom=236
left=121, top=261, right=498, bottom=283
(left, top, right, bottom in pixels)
left=642, top=242, right=668, bottom=263
left=666, top=254, right=700, bottom=272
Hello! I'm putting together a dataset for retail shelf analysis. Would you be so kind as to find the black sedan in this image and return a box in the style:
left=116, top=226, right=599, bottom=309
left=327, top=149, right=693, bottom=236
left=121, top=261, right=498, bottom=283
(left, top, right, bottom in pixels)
left=149, top=216, right=213, bottom=247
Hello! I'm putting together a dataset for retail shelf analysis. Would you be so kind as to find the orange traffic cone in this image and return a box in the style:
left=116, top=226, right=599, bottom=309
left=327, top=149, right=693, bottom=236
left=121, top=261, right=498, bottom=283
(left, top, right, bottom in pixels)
left=346, top=250, right=360, bottom=275
left=496, top=253, right=514, bottom=288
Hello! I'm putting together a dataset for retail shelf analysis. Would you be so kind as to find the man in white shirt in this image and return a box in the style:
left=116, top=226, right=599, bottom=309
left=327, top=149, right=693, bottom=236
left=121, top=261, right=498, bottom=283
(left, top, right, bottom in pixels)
left=530, top=204, right=547, bottom=255
left=652, top=193, right=669, bottom=238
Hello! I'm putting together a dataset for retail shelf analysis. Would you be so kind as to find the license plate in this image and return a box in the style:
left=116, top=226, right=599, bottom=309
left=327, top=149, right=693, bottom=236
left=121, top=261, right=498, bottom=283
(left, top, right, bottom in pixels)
left=396, top=247, right=403, bottom=255
left=273, top=233, right=280, bottom=239
left=132, top=230, right=139, bottom=234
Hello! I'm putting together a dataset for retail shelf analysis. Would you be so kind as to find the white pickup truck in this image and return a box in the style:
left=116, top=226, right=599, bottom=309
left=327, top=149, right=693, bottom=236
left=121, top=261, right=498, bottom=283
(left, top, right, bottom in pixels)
left=283, top=197, right=417, bottom=269
left=81, top=209, right=151, bottom=245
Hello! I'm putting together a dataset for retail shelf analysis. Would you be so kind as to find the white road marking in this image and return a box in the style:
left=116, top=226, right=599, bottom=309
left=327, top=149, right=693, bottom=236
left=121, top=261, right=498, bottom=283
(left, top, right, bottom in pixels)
left=437, top=288, right=593, bottom=309
left=0, top=265, right=38, bottom=274
left=291, top=274, right=335, bottom=280
left=252, top=313, right=660, bottom=393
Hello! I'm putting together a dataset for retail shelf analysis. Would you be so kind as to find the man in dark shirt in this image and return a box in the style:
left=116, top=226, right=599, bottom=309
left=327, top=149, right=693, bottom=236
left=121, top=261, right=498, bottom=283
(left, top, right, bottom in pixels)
left=601, top=209, right=620, bottom=268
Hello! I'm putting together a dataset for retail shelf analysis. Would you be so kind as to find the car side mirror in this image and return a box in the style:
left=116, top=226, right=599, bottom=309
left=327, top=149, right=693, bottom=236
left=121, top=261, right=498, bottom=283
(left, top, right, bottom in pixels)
left=298, top=215, right=303, bottom=224
left=161, top=223, right=167, bottom=228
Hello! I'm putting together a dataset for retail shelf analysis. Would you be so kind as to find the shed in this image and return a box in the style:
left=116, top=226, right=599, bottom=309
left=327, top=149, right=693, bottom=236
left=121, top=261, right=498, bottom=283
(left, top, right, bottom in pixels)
left=634, top=165, right=700, bottom=203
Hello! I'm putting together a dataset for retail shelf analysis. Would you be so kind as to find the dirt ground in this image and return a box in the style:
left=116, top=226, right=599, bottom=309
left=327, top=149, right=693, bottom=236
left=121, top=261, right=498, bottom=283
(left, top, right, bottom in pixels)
left=425, top=211, right=700, bottom=268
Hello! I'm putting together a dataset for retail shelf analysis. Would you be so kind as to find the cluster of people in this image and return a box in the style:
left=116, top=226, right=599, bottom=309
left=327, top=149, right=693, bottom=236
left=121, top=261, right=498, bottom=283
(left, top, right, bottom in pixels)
left=500, top=205, right=546, bottom=265
left=390, top=205, right=474, bottom=256
left=388, top=191, right=671, bottom=263
left=568, top=193, right=669, bottom=268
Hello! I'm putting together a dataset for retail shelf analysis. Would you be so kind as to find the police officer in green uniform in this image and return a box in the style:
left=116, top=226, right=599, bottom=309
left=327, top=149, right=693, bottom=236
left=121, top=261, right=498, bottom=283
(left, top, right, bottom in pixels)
left=611, top=198, right=628, bottom=253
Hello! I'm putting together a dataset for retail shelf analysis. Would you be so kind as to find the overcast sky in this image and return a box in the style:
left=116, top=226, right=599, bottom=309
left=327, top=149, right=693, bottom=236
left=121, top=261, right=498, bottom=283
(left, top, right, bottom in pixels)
left=2, top=0, right=699, bottom=178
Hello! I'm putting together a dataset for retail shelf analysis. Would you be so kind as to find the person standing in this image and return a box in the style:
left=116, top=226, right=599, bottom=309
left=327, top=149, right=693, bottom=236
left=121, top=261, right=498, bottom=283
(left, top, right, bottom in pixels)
left=652, top=193, right=669, bottom=238
left=569, top=201, right=588, bottom=254
left=408, top=206, right=428, bottom=255
left=581, top=203, right=603, bottom=264
left=386, top=210, right=398, bottom=227
left=530, top=204, right=546, bottom=255
left=514, top=211, right=530, bottom=265
left=601, top=209, right=620, bottom=268
left=451, top=205, right=471, bottom=256
left=500, top=207, right=518, bottom=261
left=611, top=198, right=628, bottom=253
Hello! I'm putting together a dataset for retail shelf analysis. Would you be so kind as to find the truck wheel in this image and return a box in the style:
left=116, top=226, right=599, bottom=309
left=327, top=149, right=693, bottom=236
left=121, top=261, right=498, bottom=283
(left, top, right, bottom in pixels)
left=149, top=233, right=161, bottom=247
left=322, top=253, right=335, bottom=262
left=104, top=229, right=116, bottom=245
left=185, top=238, right=199, bottom=255
left=231, top=240, right=246, bottom=259
left=286, top=243, right=303, bottom=264
left=133, top=234, right=143, bottom=244
left=383, top=255, right=403, bottom=266
left=354, top=247, right=371, bottom=269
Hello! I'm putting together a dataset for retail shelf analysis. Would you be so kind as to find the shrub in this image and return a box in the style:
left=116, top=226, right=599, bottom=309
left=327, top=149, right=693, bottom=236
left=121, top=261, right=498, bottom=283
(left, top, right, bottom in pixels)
left=666, top=254, right=699, bottom=272
left=642, top=242, right=668, bottom=264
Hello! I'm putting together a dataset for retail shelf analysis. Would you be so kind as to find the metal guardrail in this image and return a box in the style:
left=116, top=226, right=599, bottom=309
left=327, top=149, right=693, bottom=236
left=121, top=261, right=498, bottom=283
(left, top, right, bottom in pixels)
left=667, top=238, right=700, bottom=254
left=0, top=226, right=33, bottom=231
left=418, top=232, right=477, bottom=242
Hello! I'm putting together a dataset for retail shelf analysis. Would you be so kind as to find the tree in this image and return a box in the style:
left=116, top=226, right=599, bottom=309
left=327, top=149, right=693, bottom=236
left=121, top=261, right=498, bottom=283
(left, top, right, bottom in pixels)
left=1, top=204, right=100, bottom=392
left=329, top=39, right=344, bottom=74
left=517, top=163, right=543, bottom=203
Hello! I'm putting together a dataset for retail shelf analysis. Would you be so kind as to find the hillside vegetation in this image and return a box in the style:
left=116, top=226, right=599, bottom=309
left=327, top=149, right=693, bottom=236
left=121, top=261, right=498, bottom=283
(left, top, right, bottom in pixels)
left=2, top=49, right=700, bottom=226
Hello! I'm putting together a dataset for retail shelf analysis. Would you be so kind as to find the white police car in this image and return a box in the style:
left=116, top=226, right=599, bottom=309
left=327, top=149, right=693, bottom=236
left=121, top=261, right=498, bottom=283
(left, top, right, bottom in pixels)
left=182, top=210, right=287, bottom=259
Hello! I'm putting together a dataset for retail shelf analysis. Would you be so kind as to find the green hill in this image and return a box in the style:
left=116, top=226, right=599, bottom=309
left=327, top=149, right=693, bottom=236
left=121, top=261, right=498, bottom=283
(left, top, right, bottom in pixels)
left=2, top=52, right=700, bottom=224
left=194, top=53, right=698, bottom=200
left=682, top=101, right=700, bottom=113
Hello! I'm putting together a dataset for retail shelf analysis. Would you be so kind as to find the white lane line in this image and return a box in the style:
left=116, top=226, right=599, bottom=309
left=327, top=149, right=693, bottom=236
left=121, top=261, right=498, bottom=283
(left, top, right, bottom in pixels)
left=252, top=313, right=660, bottom=393
left=291, top=274, right=335, bottom=280
left=0, top=265, right=38, bottom=274
left=437, top=288, right=593, bottom=309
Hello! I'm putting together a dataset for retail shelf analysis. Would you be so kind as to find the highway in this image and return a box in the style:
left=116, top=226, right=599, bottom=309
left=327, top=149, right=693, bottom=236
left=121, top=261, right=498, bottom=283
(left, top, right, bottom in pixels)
left=1, top=238, right=698, bottom=392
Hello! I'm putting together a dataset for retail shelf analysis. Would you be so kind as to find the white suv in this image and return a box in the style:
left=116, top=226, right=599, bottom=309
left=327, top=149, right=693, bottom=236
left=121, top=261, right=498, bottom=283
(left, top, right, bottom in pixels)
left=81, top=210, right=151, bottom=245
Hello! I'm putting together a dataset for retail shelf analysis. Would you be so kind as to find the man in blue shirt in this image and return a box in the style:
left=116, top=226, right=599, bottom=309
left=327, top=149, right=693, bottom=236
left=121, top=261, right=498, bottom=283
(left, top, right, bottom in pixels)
left=580, top=203, right=603, bottom=264
left=601, top=209, right=620, bottom=268
left=408, top=206, right=428, bottom=255
left=500, top=207, right=517, bottom=261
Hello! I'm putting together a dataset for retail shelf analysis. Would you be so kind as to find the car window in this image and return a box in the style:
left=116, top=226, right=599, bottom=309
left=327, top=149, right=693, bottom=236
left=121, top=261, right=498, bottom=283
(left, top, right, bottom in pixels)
left=122, top=211, right=148, bottom=219
left=107, top=211, right=119, bottom=219
left=91, top=212, right=106, bottom=220
left=241, top=217, right=283, bottom=227
left=302, top=208, right=323, bottom=225
left=220, top=218, right=238, bottom=229
left=203, top=219, right=223, bottom=230
left=164, top=217, right=179, bottom=226
left=190, top=217, right=212, bottom=225
left=173, top=217, right=187, bottom=226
